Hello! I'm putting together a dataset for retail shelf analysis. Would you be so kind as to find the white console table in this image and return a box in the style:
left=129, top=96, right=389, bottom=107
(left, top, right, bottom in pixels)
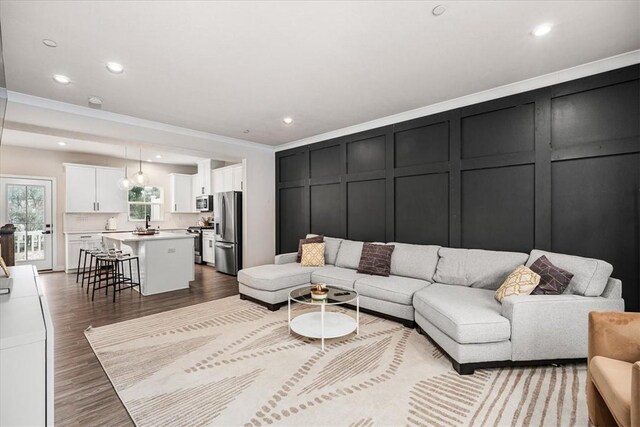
left=0, top=265, right=54, bottom=426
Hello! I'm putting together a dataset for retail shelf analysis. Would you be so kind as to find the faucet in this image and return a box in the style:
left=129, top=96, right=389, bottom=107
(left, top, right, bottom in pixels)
left=145, top=215, right=150, bottom=230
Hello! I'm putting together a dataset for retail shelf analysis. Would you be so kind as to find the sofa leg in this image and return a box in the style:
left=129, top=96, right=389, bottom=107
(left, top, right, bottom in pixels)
left=266, top=302, right=280, bottom=312
left=239, top=294, right=247, bottom=300
left=452, top=361, right=475, bottom=375
left=402, top=319, right=415, bottom=328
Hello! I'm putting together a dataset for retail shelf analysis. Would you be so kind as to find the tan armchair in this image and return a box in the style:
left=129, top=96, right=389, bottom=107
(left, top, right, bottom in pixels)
left=588, top=312, right=640, bottom=427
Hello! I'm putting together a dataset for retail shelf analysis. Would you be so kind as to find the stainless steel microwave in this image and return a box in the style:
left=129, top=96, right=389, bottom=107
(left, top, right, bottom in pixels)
left=196, top=195, right=213, bottom=212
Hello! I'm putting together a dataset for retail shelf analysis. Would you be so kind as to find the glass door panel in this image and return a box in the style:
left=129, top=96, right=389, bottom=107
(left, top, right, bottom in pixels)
left=1, top=178, right=53, bottom=270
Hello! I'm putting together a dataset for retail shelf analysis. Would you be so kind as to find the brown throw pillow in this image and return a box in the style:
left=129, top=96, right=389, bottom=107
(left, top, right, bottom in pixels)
left=296, top=235, right=324, bottom=262
left=357, top=243, right=395, bottom=277
left=529, top=255, right=574, bottom=295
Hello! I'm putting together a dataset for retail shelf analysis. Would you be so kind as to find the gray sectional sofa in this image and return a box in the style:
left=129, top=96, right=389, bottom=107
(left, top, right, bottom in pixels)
left=238, top=236, right=625, bottom=374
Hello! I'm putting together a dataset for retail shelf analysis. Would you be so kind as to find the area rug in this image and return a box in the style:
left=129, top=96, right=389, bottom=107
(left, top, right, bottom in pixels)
left=85, top=296, right=588, bottom=426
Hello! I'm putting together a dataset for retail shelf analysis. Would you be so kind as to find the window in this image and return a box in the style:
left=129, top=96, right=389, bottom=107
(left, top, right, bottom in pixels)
left=128, top=186, right=163, bottom=221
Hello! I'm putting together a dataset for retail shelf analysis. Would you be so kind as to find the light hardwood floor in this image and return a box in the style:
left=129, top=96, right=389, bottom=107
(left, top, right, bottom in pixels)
left=38, top=265, right=239, bottom=426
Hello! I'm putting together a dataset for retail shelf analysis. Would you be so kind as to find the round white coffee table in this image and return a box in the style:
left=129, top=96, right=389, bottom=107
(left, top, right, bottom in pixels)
left=288, top=284, right=359, bottom=351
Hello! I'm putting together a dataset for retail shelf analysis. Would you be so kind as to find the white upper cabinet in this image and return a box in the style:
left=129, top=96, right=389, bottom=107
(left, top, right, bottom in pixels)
left=65, top=164, right=126, bottom=213
left=191, top=174, right=200, bottom=212
left=196, top=159, right=213, bottom=196
left=96, top=168, right=128, bottom=212
left=231, top=164, right=243, bottom=191
left=169, top=173, right=193, bottom=213
left=213, top=163, right=243, bottom=193
left=65, top=165, right=96, bottom=213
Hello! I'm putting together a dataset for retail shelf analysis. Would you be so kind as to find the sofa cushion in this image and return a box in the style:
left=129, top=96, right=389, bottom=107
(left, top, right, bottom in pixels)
left=312, top=266, right=368, bottom=289
left=297, top=235, right=324, bottom=262
left=433, top=248, right=528, bottom=290
left=238, top=263, right=324, bottom=292
left=494, top=265, right=540, bottom=302
left=300, top=243, right=326, bottom=267
left=589, top=356, right=633, bottom=427
left=307, top=234, right=343, bottom=265
left=357, top=243, right=395, bottom=276
left=529, top=255, right=573, bottom=295
left=335, top=240, right=364, bottom=269
left=389, top=242, right=440, bottom=282
left=413, top=283, right=511, bottom=344
left=355, top=275, right=430, bottom=305
left=526, top=249, right=613, bottom=297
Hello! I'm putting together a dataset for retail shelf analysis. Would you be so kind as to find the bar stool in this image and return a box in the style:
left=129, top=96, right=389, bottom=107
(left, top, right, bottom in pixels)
left=77, top=248, right=104, bottom=287
left=90, top=254, right=141, bottom=302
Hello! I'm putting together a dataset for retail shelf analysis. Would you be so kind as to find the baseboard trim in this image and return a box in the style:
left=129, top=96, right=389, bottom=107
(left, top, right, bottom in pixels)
left=415, top=324, right=586, bottom=375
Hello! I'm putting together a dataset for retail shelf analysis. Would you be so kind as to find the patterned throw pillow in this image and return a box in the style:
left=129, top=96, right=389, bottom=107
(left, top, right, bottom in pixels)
left=296, top=235, right=324, bottom=262
left=300, top=243, right=326, bottom=267
left=357, top=243, right=395, bottom=277
left=495, top=265, right=540, bottom=302
left=529, top=255, right=574, bottom=295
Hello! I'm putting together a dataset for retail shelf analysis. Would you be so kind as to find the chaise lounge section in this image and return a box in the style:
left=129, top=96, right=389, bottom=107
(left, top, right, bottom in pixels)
left=238, top=236, right=625, bottom=374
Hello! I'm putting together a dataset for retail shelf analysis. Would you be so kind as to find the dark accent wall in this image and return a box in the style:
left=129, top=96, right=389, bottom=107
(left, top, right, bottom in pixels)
left=276, top=65, right=640, bottom=312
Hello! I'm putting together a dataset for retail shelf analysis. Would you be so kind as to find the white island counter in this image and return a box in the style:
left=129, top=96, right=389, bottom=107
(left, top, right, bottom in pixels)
left=102, top=232, right=196, bottom=295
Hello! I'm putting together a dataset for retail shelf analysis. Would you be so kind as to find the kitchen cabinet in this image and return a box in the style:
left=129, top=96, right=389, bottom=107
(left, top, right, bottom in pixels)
left=64, top=164, right=127, bottom=213
left=64, top=232, right=102, bottom=273
left=196, top=159, right=213, bottom=196
left=169, top=173, right=193, bottom=213
left=212, top=164, right=243, bottom=193
left=191, top=174, right=200, bottom=212
left=202, top=230, right=215, bottom=265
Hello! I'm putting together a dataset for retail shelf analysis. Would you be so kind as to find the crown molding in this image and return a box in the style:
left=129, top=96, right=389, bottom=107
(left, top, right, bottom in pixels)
left=276, top=50, right=640, bottom=152
left=6, top=91, right=275, bottom=152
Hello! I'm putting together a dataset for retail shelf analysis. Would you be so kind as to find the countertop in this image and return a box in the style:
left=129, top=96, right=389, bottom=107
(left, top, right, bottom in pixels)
left=64, top=228, right=188, bottom=235
left=101, top=231, right=196, bottom=242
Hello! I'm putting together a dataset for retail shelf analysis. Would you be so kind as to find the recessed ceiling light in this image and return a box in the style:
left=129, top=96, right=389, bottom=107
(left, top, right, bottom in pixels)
left=283, top=117, right=294, bottom=125
left=432, top=5, right=446, bottom=16
left=106, top=61, right=124, bottom=74
left=52, top=74, right=71, bottom=85
left=532, top=23, right=552, bottom=37
left=42, top=39, right=57, bottom=47
left=155, top=154, right=162, bottom=159
left=147, top=159, right=152, bottom=163
left=57, top=141, right=66, bottom=146
left=88, top=96, right=103, bottom=106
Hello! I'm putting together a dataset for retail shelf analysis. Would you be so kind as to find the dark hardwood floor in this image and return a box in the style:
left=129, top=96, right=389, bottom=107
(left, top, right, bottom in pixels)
left=39, top=265, right=239, bottom=426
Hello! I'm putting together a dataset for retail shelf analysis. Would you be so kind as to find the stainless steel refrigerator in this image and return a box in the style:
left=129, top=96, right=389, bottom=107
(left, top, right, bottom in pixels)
left=214, top=191, right=242, bottom=275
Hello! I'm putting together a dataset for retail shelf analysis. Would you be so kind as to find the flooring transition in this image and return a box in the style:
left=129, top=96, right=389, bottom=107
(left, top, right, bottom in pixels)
left=84, top=296, right=589, bottom=427
left=38, top=266, right=239, bottom=426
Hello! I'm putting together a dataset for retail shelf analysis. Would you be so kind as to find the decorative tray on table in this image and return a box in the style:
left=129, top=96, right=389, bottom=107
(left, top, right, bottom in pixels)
left=132, top=229, right=158, bottom=236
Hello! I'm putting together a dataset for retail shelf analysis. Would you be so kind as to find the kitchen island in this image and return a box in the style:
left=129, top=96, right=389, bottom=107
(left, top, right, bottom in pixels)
left=101, top=231, right=196, bottom=296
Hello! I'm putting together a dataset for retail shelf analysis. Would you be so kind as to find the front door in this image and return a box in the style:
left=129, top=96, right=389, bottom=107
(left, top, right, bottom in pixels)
left=0, top=177, right=54, bottom=270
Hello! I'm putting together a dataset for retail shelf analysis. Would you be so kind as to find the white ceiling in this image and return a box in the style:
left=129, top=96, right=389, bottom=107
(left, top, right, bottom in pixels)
left=0, top=1, right=639, bottom=146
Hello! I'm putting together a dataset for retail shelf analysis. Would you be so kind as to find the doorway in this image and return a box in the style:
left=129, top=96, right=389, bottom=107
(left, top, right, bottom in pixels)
left=0, top=176, right=54, bottom=270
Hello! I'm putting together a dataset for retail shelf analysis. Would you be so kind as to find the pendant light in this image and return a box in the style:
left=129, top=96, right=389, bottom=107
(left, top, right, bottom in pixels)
left=130, top=147, right=150, bottom=187
left=117, top=146, right=133, bottom=190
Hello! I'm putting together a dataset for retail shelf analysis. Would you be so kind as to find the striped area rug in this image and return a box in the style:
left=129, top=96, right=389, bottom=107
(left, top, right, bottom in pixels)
left=85, top=296, right=588, bottom=426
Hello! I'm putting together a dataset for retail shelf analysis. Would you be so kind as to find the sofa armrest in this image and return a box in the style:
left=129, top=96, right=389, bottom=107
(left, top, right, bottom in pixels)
left=588, top=311, right=640, bottom=364
left=502, top=295, right=624, bottom=361
left=274, top=252, right=298, bottom=265
left=600, top=277, right=622, bottom=299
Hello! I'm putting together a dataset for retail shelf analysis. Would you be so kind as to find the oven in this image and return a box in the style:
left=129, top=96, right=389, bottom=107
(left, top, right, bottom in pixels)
left=196, top=195, right=213, bottom=212
left=187, top=227, right=203, bottom=264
